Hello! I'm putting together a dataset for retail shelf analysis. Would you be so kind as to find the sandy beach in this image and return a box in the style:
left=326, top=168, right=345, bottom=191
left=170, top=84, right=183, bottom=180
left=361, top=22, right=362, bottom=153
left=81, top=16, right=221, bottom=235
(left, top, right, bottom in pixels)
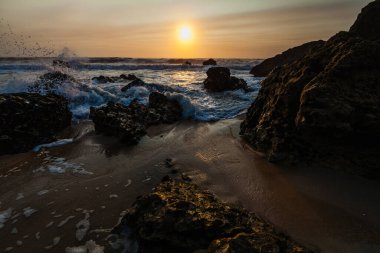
left=1, top=119, right=379, bottom=253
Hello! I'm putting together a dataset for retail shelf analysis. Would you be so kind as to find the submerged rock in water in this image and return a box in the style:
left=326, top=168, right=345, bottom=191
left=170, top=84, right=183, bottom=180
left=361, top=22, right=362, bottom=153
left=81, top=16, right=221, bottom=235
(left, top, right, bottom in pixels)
left=113, top=180, right=313, bottom=253
left=52, top=60, right=71, bottom=68
left=93, top=74, right=140, bottom=84
left=120, top=78, right=146, bottom=92
left=28, top=71, right=76, bottom=93
left=91, top=75, right=117, bottom=84
left=120, top=74, right=138, bottom=81
left=0, top=93, right=72, bottom=155
left=250, top=40, right=325, bottom=77
left=90, top=92, right=182, bottom=144
left=204, top=67, right=248, bottom=92
left=203, top=58, right=217, bottom=66
left=240, top=0, right=380, bottom=178
left=121, top=79, right=176, bottom=93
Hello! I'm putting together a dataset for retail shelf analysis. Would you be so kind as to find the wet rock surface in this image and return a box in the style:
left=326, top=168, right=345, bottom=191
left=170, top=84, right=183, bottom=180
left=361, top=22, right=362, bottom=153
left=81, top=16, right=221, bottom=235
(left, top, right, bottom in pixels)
left=52, top=59, right=71, bottom=68
left=92, top=74, right=139, bottom=84
left=28, top=71, right=77, bottom=93
left=113, top=180, right=313, bottom=253
left=204, top=67, right=249, bottom=92
left=241, top=0, right=380, bottom=178
left=120, top=78, right=147, bottom=92
left=90, top=92, right=182, bottom=144
left=250, top=41, right=325, bottom=77
left=0, top=93, right=72, bottom=155
left=203, top=58, right=217, bottom=66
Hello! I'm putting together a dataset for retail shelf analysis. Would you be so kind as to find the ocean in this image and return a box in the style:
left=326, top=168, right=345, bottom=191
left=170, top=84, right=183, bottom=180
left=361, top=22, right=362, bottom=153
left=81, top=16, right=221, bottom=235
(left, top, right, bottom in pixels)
left=0, top=57, right=262, bottom=121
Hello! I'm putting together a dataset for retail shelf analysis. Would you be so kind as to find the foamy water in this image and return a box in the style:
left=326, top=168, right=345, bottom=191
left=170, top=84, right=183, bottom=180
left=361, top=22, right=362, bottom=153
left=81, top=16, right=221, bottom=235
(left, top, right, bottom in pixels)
left=0, top=58, right=262, bottom=121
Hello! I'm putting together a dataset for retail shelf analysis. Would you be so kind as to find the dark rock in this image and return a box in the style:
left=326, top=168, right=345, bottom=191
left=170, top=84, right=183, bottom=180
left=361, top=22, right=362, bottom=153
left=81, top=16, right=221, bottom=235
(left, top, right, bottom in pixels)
left=165, top=158, right=174, bottom=168
left=0, top=93, right=72, bottom=155
left=121, top=78, right=147, bottom=92
left=250, top=40, right=325, bottom=77
left=120, top=74, right=138, bottom=81
left=113, top=180, right=313, bottom=253
left=28, top=71, right=76, bottom=92
left=349, top=0, right=380, bottom=40
left=203, top=58, right=217, bottom=66
left=92, top=75, right=117, bottom=84
left=90, top=101, right=148, bottom=144
left=148, top=92, right=182, bottom=124
left=90, top=92, right=182, bottom=144
left=204, top=67, right=249, bottom=92
left=52, top=59, right=71, bottom=68
left=184, top=61, right=192, bottom=66
left=240, top=1, right=380, bottom=178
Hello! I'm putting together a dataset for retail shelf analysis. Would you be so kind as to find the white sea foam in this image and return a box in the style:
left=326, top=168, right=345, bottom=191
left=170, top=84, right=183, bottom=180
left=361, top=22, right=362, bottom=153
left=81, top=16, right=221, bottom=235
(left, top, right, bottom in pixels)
left=66, top=240, right=104, bottom=253
left=33, top=155, right=93, bottom=175
left=23, top=207, right=37, bottom=217
left=32, top=139, right=73, bottom=152
left=0, top=58, right=262, bottom=122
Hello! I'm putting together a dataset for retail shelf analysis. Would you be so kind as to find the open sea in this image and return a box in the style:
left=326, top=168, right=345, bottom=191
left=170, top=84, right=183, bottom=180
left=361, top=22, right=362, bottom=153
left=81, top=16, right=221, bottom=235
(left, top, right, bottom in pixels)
left=0, top=57, right=262, bottom=121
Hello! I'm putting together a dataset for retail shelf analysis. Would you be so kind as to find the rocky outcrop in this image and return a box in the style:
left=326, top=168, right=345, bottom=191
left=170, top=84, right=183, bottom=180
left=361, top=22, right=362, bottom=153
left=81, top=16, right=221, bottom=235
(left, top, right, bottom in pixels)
left=148, top=92, right=182, bottom=123
left=52, top=60, right=71, bottom=68
left=349, top=0, right=380, bottom=40
left=250, top=41, right=325, bottom=77
left=28, top=71, right=76, bottom=93
left=92, top=74, right=139, bottom=84
left=90, top=92, right=182, bottom=144
left=0, top=93, right=72, bottom=155
left=89, top=101, right=149, bottom=144
left=240, top=0, right=380, bottom=178
left=121, top=78, right=146, bottom=92
left=120, top=74, right=138, bottom=81
left=204, top=67, right=249, bottom=92
left=203, top=58, right=217, bottom=66
left=113, top=180, right=313, bottom=253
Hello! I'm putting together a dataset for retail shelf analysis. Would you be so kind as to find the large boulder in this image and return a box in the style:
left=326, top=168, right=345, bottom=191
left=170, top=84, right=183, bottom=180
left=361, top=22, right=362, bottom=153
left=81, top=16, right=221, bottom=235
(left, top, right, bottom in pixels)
left=0, top=93, right=72, bottom=155
left=28, top=71, right=76, bottom=93
left=250, top=40, right=325, bottom=77
left=90, top=101, right=149, bottom=144
left=240, top=0, right=380, bottom=178
left=90, top=92, right=182, bottom=144
left=203, top=58, right=217, bottom=66
left=113, top=180, right=313, bottom=253
left=204, top=67, right=248, bottom=92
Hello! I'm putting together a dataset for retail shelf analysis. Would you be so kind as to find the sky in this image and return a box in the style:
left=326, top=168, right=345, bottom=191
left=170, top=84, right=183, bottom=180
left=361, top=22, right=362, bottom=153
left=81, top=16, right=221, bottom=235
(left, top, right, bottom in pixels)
left=0, top=0, right=373, bottom=58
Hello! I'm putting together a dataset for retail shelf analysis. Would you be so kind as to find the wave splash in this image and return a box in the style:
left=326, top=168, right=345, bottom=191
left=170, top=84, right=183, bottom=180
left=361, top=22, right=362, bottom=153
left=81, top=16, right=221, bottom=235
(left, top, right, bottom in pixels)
left=0, top=58, right=262, bottom=122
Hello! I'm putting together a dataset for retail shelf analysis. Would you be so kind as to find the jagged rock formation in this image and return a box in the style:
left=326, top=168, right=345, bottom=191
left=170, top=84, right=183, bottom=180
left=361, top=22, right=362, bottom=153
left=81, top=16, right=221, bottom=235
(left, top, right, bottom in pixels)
left=250, top=41, right=325, bottom=77
left=241, top=0, right=380, bottom=178
left=0, top=93, right=72, bottom=155
left=28, top=71, right=76, bottom=93
left=203, top=58, right=217, bottom=66
left=92, top=74, right=139, bottom=84
left=204, top=67, right=248, bottom=92
left=90, top=92, right=182, bottom=144
left=113, top=180, right=313, bottom=253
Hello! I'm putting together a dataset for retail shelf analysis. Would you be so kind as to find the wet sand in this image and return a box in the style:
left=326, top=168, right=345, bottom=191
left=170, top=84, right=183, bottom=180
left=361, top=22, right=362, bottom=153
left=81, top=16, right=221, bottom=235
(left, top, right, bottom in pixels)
left=0, top=119, right=379, bottom=253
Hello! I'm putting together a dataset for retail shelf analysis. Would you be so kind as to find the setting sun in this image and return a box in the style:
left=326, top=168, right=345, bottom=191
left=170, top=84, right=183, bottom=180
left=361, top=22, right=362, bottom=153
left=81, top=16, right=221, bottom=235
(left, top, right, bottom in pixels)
left=178, top=25, right=193, bottom=42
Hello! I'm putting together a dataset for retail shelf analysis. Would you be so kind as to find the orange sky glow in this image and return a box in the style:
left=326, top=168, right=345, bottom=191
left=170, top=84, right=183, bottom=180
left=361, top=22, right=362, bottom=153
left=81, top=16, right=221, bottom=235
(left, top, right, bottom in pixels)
left=0, top=0, right=372, bottom=58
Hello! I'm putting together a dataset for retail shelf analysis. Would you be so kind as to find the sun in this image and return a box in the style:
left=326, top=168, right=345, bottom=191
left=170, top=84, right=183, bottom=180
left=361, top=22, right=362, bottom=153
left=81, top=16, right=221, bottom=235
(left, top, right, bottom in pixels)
left=178, top=25, right=193, bottom=42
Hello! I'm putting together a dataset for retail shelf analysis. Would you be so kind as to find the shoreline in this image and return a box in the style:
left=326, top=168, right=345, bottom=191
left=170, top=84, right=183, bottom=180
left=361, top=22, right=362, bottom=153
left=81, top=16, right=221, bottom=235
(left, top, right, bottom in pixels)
left=1, top=119, right=379, bottom=252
